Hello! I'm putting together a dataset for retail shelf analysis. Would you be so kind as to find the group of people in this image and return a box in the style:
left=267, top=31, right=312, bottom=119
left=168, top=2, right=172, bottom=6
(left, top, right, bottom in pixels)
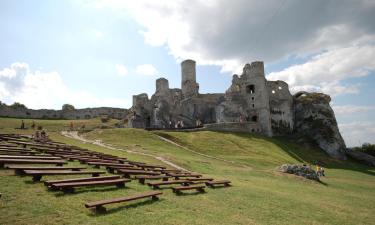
left=168, top=120, right=185, bottom=128
left=316, top=165, right=326, bottom=177
left=69, top=122, right=86, bottom=131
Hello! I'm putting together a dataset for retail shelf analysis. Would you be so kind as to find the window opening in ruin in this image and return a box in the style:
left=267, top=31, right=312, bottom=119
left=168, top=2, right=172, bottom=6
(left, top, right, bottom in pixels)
left=251, top=129, right=255, bottom=132
left=235, top=85, right=240, bottom=92
left=251, top=97, right=254, bottom=100
left=252, top=104, right=255, bottom=108
left=246, top=85, right=255, bottom=94
left=278, top=86, right=282, bottom=90
left=251, top=115, right=258, bottom=122
left=272, top=90, right=275, bottom=94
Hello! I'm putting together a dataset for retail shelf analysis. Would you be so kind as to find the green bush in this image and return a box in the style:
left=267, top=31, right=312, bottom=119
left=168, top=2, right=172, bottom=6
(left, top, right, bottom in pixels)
left=353, top=143, right=375, bottom=157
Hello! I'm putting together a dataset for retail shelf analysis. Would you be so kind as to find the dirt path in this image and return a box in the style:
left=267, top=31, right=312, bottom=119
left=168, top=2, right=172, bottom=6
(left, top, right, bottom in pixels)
left=155, top=133, right=252, bottom=169
left=60, top=131, right=190, bottom=172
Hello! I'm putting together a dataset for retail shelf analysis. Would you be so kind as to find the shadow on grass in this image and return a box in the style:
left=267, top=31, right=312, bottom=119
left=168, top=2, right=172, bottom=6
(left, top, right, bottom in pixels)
left=230, top=132, right=375, bottom=177
left=53, top=186, right=129, bottom=197
left=89, top=198, right=164, bottom=216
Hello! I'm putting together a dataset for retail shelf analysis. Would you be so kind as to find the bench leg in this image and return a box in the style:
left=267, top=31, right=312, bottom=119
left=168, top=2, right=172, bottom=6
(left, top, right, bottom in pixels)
left=15, top=169, right=24, bottom=176
left=93, top=165, right=100, bottom=169
left=92, top=205, right=106, bottom=213
left=123, top=174, right=130, bottom=179
left=72, top=168, right=81, bottom=171
left=151, top=195, right=159, bottom=201
left=56, top=163, right=63, bottom=167
left=139, top=178, right=145, bottom=185
left=107, top=168, right=114, bottom=173
left=162, top=177, right=169, bottom=181
left=0, top=163, right=4, bottom=169
left=116, top=182, right=125, bottom=188
left=198, top=188, right=206, bottom=193
left=92, top=173, right=100, bottom=177
left=62, top=187, right=75, bottom=193
left=32, top=175, right=42, bottom=182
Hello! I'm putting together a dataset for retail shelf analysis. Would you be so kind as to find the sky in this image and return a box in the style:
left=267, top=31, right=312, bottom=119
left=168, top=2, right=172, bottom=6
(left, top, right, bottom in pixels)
left=0, top=0, right=374, bottom=147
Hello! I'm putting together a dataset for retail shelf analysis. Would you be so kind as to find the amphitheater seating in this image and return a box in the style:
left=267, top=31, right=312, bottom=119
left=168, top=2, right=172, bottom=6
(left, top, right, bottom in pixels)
left=5, top=165, right=86, bottom=175
left=51, top=178, right=131, bottom=193
left=135, top=175, right=171, bottom=184
left=44, top=175, right=121, bottom=187
left=23, top=170, right=105, bottom=181
left=85, top=191, right=162, bottom=213
left=205, top=180, right=231, bottom=188
left=0, top=159, right=66, bottom=168
left=147, top=180, right=193, bottom=189
left=172, top=185, right=206, bottom=194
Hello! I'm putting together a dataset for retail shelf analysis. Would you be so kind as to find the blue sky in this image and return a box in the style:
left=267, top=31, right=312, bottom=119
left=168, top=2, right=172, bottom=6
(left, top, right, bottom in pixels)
left=0, top=0, right=374, bottom=146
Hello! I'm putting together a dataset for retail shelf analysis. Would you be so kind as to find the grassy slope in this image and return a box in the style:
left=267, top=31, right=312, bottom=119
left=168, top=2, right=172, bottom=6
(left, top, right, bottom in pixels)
left=0, top=118, right=374, bottom=225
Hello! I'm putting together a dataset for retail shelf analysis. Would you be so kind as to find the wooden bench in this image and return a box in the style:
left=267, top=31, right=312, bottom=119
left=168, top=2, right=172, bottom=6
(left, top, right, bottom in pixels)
left=106, top=165, right=140, bottom=173
left=147, top=180, right=193, bottom=189
left=117, top=169, right=161, bottom=178
left=5, top=165, right=86, bottom=175
left=205, top=180, right=231, bottom=188
left=0, top=155, right=61, bottom=160
left=23, top=170, right=106, bottom=181
left=44, top=175, right=121, bottom=187
left=0, top=159, right=66, bottom=168
left=168, top=173, right=202, bottom=179
left=187, top=178, right=214, bottom=184
left=135, top=175, right=171, bottom=184
left=87, top=162, right=127, bottom=168
left=172, top=185, right=206, bottom=195
left=85, top=191, right=162, bottom=213
left=51, top=178, right=131, bottom=193
left=138, top=164, right=166, bottom=169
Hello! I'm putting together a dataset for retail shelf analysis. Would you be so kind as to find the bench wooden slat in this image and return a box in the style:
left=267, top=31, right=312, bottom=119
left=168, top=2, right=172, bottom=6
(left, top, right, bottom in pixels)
left=51, top=178, right=130, bottom=192
left=0, top=159, right=66, bottom=167
left=172, top=185, right=206, bottom=194
left=147, top=180, right=192, bottom=189
left=205, top=180, right=231, bottom=187
left=23, top=170, right=105, bottom=175
left=23, top=170, right=106, bottom=181
left=135, top=175, right=171, bottom=184
left=85, top=191, right=162, bottom=212
left=0, top=155, right=61, bottom=160
left=44, top=175, right=121, bottom=186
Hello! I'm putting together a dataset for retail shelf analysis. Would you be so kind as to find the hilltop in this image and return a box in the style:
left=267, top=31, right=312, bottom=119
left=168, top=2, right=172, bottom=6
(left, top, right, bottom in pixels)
left=0, top=117, right=374, bottom=225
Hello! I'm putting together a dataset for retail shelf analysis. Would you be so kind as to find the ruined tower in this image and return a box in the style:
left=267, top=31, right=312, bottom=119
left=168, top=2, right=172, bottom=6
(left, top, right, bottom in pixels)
left=155, top=78, right=169, bottom=96
left=181, top=59, right=199, bottom=98
left=243, top=61, right=273, bottom=136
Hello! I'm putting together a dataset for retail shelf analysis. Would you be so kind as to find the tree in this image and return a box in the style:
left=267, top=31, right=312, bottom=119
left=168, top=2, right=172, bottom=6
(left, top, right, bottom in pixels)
left=62, top=104, right=75, bottom=111
left=9, top=102, right=27, bottom=109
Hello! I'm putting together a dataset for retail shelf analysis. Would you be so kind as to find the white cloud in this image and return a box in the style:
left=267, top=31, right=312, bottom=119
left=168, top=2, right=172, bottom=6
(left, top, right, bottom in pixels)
left=135, top=64, right=158, bottom=76
left=115, top=64, right=128, bottom=76
left=93, top=29, right=104, bottom=38
left=333, top=105, right=375, bottom=115
left=339, top=122, right=375, bottom=147
left=0, top=62, right=127, bottom=109
left=87, top=0, right=375, bottom=75
left=267, top=45, right=375, bottom=96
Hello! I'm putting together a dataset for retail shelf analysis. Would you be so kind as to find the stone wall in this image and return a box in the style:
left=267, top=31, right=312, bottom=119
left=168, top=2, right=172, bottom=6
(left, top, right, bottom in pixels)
left=204, top=122, right=261, bottom=133
left=0, top=103, right=127, bottom=120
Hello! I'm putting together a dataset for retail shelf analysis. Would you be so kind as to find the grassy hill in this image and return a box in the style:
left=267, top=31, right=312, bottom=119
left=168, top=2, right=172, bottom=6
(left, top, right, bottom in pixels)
left=0, top=118, right=374, bottom=225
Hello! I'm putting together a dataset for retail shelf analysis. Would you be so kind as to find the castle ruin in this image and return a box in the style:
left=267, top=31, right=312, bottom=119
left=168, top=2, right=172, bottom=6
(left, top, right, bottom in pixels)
left=128, top=59, right=347, bottom=160
left=129, top=59, right=294, bottom=137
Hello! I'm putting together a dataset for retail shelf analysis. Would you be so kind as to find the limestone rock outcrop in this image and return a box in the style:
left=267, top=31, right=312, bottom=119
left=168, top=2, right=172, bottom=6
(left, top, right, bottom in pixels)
left=346, top=150, right=375, bottom=167
left=126, top=59, right=347, bottom=161
left=293, top=92, right=347, bottom=160
left=278, top=164, right=320, bottom=181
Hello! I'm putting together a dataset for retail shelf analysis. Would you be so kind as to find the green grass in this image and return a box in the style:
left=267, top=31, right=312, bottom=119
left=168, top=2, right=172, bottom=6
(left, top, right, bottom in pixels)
left=1, top=118, right=374, bottom=225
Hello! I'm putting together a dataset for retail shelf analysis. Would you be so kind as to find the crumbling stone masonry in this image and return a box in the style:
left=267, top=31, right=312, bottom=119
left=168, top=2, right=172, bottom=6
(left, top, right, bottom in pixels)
left=128, top=59, right=347, bottom=160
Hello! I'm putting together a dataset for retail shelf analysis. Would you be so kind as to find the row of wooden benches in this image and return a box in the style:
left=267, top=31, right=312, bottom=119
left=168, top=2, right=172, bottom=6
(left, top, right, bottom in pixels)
left=0, top=134, right=231, bottom=213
